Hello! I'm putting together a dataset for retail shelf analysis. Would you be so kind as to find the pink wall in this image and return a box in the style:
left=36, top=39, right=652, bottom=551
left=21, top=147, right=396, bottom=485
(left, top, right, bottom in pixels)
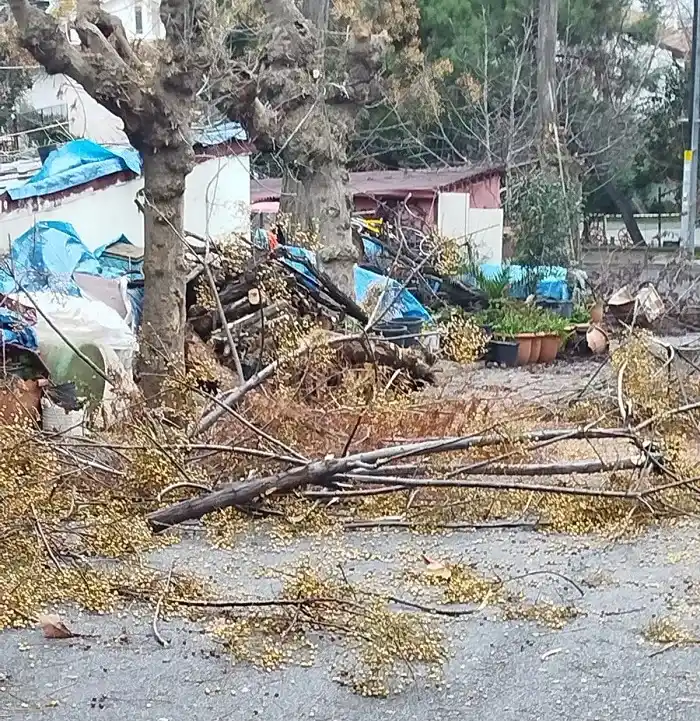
left=353, top=172, right=502, bottom=221
left=455, top=173, right=501, bottom=209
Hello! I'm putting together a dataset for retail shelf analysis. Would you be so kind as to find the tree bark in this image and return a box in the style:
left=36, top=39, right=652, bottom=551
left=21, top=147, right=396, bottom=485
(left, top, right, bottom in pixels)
left=602, top=178, right=646, bottom=246
left=137, top=144, right=192, bottom=402
left=536, top=0, right=558, bottom=162
left=296, top=161, right=356, bottom=297
left=278, top=169, right=300, bottom=217
left=287, top=0, right=357, bottom=298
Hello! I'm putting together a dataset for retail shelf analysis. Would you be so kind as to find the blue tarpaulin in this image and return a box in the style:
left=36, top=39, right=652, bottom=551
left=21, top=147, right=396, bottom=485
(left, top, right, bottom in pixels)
left=362, top=237, right=383, bottom=262
left=0, top=221, right=143, bottom=298
left=6, top=124, right=245, bottom=201
left=7, top=140, right=142, bottom=201
left=476, top=264, right=570, bottom=301
left=0, top=307, right=38, bottom=352
left=281, top=245, right=431, bottom=322
left=193, top=121, right=247, bottom=147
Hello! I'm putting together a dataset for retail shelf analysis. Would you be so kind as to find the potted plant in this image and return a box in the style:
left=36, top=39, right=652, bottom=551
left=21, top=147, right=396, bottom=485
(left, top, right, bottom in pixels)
left=570, top=304, right=590, bottom=326
left=474, top=304, right=515, bottom=366
left=533, top=309, right=571, bottom=363
left=490, top=303, right=535, bottom=366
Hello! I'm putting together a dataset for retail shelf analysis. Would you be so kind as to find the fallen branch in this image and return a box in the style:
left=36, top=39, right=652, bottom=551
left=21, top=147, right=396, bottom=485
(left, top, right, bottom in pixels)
left=203, top=257, right=245, bottom=384
left=343, top=519, right=543, bottom=531
left=351, top=457, right=646, bottom=479
left=149, top=426, right=637, bottom=529
left=174, top=592, right=475, bottom=618
left=340, top=474, right=644, bottom=497
left=339, top=337, right=435, bottom=382
left=173, top=596, right=346, bottom=609
left=152, top=565, right=173, bottom=647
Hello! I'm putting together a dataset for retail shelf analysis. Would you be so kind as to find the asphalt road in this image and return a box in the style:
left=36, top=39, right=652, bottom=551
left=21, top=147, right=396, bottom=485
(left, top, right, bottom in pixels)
left=3, top=521, right=700, bottom=721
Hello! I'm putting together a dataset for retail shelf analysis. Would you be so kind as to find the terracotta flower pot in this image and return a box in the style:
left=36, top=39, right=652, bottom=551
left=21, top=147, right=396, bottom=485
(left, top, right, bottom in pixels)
left=539, top=334, right=561, bottom=364
left=528, top=335, right=543, bottom=364
left=590, top=302, right=604, bottom=324
left=587, top=324, right=609, bottom=355
left=514, top=333, right=534, bottom=366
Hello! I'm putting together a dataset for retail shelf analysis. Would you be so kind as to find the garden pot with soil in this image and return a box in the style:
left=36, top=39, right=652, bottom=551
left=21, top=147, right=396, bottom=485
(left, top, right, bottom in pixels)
left=486, top=339, right=518, bottom=367
left=539, top=334, right=562, bottom=364
left=514, top=333, right=534, bottom=366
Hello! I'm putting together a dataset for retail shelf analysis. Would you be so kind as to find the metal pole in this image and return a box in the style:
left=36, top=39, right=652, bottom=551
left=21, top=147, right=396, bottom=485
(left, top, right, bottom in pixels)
left=681, top=0, right=700, bottom=255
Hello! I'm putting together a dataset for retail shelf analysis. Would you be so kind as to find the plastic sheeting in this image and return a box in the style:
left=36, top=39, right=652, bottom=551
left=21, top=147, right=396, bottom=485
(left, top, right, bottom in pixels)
left=20, top=291, right=136, bottom=353
left=12, top=291, right=138, bottom=409
left=7, top=139, right=142, bottom=201
left=362, top=237, right=384, bottom=262
left=0, top=221, right=143, bottom=297
left=281, top=245, right=431, bottom=322
left=0, top=307, right=38, bottom=352
left=476, top=264, right=570, bottom=301
left=193, top=121, right=247, bottom=147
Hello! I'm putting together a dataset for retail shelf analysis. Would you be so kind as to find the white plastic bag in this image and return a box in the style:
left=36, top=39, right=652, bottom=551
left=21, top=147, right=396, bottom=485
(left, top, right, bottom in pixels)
left=17, top=291, right=137, bottom=353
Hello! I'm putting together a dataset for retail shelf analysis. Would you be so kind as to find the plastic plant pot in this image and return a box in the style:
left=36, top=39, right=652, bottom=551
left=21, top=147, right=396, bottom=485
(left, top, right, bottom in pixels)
left=539, top=334, right=561, bottom=364
left=514, top=334, right=533, bottom=366
left=528, top=335, right=543, bottom=364
left=487, top=339, right=518, bottom=367
left=396, top=316, right=424, bottom=347
left=374, top=320, right=408, bottom=345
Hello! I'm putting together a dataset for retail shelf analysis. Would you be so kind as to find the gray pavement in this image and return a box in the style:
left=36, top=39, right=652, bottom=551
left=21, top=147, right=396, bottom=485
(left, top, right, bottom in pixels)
left=3, top=521, right=700, bottom=720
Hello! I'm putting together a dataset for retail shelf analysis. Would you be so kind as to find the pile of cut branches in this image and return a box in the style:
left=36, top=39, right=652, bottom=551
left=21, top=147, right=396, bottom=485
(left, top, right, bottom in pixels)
left=183, top=234, right=437, bottom=396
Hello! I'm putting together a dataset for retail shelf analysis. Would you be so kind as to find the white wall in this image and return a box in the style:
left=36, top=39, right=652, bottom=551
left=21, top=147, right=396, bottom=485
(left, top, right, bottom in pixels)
left=0, top=154, right=251, bottom=253
left=185, top=155, right=251, bottom=239
left=437, top=191, right=503, bottom=264
left=102, top=0, right=164, bottom=39
left=21, top=74, right=128, bottom=146
left=467, top=208, right=504, bottom=266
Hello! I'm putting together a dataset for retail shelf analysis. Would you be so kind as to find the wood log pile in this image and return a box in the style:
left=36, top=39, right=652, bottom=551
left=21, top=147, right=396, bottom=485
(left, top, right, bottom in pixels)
left=183, top=239, right=438, bottom=390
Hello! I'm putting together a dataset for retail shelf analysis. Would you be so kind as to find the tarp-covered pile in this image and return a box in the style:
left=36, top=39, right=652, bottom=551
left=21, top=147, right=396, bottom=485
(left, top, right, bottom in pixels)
left=5, top=140, right=142, bottom=201
left=0, top=220, right=142, bottom=413
left=281, top=245, right=431, bottom=322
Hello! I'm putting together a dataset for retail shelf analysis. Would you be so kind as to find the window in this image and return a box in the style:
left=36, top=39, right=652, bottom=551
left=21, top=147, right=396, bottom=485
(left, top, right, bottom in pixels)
left=134, top=4, right=143, bottom=35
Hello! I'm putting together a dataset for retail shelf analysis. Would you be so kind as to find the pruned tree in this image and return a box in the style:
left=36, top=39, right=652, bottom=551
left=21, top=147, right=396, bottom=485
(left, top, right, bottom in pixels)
left=218, top=0, right=421, bottom=297
left=9, top=0, right=210, bottom=404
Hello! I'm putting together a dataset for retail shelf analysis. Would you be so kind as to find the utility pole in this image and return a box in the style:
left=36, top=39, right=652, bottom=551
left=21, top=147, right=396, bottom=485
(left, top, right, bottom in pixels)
left=681, top=0, right=700, bottom=255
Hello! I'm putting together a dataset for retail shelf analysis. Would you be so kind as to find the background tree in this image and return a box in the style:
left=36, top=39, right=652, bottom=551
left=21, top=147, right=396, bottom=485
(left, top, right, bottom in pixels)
left=355, top=0, right=667, bottom=254
left=9, top=0, right=211, bottom=405
left=0, top=24, right=33, bottom=140
left=223, top=0, right=429, bottom=297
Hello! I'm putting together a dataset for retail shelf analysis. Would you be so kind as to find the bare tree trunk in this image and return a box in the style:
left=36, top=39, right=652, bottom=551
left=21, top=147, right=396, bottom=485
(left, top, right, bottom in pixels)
left=302, top=0, right=329, bottom=35
left=288, top=0, right=358, bottom=297
left=137, top=144, right=191, bottom=401
left=602, top=179, right=646, bottom=246
left=219, top=0, right=385, bottom=298
left=297, top=160, right=356, bottom=297
left=537, top=0, right=558, bottom=163
left=10, top=0, right=208, bottom=409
